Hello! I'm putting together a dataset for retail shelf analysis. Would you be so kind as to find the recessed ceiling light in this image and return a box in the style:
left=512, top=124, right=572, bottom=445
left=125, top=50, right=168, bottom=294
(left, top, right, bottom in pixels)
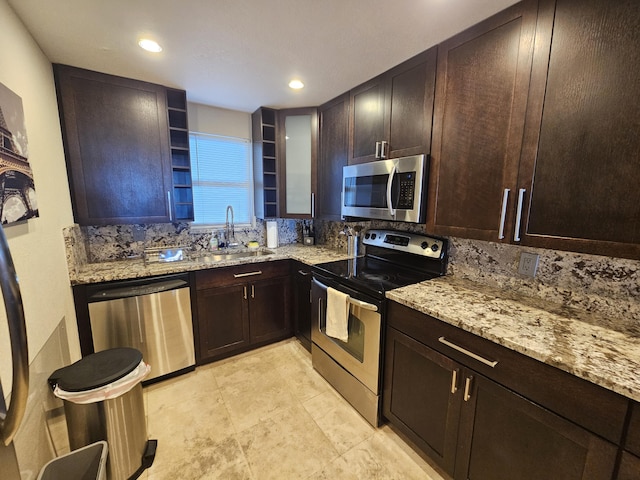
left=289, top=79, right=304, bottom=90
left=138, top=38, right=162, bottom=53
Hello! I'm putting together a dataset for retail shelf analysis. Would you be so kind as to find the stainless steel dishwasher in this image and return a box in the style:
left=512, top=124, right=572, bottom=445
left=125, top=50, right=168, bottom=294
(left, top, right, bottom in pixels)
left=86, top=273, right=195, bottom=383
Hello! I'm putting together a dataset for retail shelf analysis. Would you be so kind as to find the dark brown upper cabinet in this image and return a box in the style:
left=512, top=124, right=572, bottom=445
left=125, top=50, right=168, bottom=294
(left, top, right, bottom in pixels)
left=54, top=64, right=180, bottom=226
left=317, top=93, right=349, bottom=220
left=515, top=0, right=640, bottom=259
left=427, top=0, right=540, bottom=242
left=348, top=48, right=437, bottom=165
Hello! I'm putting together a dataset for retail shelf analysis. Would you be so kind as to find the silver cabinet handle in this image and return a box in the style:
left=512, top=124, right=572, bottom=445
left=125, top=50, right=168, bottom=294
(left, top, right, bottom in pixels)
left=233, top=271, right=263, bottom=278
left=318, top=298, right=323, bottom=332
left=514, top=188, right=526, bottom=242
left=450, top=369, right=459, bottom=394
left=380, top=140, right=388, bottom=159
left=438, top=337, right=498, bottom=368
left=251, top=285, right=255, bottom=299
left=375, top=141, right=381, bottom=159
left=243, top=286, right=247, bottom=300
left=464, top=376, right=474, bottom=402
left=0, top=227, right=29, bottom=446
left=298, top=270, right=310, bottom=276
left=167, top=191, right=173, bottom=222
left=498, top=188, right=510, bottom=240
left=311, top=193, right=315, bottom=218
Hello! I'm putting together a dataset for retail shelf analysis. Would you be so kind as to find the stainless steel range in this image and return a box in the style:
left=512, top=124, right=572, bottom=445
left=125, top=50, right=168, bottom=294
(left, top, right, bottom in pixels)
left=311, top=229, right=448, bottom=426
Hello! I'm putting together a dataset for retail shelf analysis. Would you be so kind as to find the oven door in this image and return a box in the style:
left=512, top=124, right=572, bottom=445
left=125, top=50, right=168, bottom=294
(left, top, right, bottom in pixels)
left=311, top=275, right=383, bottom=394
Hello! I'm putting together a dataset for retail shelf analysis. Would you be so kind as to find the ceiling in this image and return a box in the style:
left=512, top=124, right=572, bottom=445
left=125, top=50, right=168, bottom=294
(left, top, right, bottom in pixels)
left=8, top=0, right=518, bottom=113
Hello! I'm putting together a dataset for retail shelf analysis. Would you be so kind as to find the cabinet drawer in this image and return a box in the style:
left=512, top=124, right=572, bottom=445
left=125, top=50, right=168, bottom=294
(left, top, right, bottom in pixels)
left=387, top=301, right=629, bottom=444
left=195, top=260, right=290, bottom=290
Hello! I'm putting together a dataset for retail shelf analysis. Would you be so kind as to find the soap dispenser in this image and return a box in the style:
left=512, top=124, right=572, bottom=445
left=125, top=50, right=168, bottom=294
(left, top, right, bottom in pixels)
left=209, top=232, right=219, bottom=251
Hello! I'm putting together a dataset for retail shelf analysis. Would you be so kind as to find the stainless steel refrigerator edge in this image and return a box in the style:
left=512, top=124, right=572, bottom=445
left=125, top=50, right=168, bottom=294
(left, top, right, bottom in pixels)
left=0, top=225, right=29, bottom=480
left=86, top=274, right=195, bottom=382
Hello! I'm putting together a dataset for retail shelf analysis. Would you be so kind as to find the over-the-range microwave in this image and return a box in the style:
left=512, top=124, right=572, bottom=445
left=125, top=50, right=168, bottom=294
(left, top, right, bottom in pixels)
left=342, top=154, right=428, bottom=223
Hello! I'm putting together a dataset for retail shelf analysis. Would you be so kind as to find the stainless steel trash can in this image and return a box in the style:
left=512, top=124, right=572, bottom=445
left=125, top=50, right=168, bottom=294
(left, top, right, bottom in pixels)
left=48, top=348, right=156, bottom=480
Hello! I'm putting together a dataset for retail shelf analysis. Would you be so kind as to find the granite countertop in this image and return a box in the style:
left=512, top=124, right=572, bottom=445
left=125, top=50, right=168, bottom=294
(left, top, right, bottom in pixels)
left=70, top=245, right=639, bottom=403
left=68, top=244, right=349, bottom=285
left=387, top=275, right=640, bottom=403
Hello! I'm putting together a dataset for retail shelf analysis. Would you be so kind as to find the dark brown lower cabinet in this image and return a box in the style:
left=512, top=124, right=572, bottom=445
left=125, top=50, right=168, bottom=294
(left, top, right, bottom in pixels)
left=196, top=284, right=250, bottom=360
left=384, top=311, right=622, bottom=480
left=455, top=372, right=617, bottom=480
left=617, top=451, right=640, bottom=480
left=194, top=261, right=291, bottom=363
left=292, top=262, right=312, bottom=352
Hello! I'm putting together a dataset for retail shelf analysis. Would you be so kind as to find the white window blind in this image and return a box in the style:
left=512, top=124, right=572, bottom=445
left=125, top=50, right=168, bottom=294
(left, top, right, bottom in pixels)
left=189, top=133, right=253, bottom=226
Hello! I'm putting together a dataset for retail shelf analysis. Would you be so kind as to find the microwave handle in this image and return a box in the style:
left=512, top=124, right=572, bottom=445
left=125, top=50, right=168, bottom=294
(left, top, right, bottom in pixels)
left=386, top=164, right=397, bottom=218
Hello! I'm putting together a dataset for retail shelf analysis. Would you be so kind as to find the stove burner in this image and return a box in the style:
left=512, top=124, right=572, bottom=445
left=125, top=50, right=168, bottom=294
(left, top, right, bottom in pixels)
left=359, top=272, right=391, bottom=283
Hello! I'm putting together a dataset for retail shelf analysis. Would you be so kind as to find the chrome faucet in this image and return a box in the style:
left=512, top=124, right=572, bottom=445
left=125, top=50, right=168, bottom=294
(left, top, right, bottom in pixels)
left=225, top=205, right=239, bottom=248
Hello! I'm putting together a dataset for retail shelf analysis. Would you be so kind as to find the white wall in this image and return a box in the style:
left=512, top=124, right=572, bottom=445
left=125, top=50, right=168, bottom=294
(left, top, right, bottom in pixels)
left=0, top=0, right=78, bottom=392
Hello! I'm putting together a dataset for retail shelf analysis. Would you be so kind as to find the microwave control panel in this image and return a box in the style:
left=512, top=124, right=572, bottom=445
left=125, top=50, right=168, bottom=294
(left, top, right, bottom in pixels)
left=396, top=172, right=415, bottom=208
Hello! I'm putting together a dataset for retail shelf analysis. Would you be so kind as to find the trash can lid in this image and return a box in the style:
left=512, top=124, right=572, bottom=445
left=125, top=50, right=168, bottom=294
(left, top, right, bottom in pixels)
left=48, top=348, right=143, bottom=392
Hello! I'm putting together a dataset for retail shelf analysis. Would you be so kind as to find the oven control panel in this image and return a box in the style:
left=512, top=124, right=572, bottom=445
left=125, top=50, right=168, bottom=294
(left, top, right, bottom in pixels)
left=362, top=229, right=445, bottom=258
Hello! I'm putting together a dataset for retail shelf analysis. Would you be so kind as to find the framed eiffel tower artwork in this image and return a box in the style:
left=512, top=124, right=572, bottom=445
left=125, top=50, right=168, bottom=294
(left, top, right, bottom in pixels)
left=0, top=82, right=38, bottom=224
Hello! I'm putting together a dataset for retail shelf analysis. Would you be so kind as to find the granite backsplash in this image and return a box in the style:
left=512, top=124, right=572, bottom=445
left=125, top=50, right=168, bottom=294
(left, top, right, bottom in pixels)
left=63, top=218, right=640, bottom=323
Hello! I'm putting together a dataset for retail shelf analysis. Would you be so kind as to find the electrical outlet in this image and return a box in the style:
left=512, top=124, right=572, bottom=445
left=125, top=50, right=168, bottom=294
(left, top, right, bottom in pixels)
left=132, top=226, right=145, bottom=242
left=518, top=252, right=539, bottom=278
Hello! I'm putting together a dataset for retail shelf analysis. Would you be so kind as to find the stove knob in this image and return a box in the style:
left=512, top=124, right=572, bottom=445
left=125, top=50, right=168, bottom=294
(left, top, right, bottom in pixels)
left=431, top=244, right=439, bottom=252
left=420, top=241, right=429, bottom=250
left=371, top=233, right=377, bottom=240
left=365, top=233, right=370, bottom=239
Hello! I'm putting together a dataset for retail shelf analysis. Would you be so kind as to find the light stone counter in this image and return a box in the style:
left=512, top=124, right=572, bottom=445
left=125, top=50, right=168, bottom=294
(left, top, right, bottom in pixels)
left=387, top=275, right=640, bottom=403
left=68, top=244, right=349, bottom=285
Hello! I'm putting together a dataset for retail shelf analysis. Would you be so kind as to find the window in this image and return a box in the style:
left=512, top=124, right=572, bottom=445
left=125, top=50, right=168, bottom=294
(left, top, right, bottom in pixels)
left=189, top=132, right=253, bottom=226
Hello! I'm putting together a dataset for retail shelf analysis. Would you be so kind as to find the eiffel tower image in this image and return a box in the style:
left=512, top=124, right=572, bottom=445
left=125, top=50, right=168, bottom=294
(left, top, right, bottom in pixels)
left=0, top=105, right=38, bottom=224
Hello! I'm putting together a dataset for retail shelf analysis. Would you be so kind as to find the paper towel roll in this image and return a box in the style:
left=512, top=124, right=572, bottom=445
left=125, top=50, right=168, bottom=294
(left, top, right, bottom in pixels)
left=266, top=220, right=278, bottom=248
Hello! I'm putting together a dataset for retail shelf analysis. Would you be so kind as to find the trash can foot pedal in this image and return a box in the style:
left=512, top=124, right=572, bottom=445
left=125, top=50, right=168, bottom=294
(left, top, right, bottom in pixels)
left=128, top=439, right=158, bottom=480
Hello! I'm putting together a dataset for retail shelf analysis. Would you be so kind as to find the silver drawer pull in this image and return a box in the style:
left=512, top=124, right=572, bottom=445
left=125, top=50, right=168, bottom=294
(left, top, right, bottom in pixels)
left=438, top=336, right=498, bottom=368
left=348, top=297, right=378, bottom=312
left=233, top=271, right=263, bottom=278
left=464, top=376, right=474, bottom=402
left=450, top=369, right=459, bottom=394
left=298, top=270, right=310, bottom=276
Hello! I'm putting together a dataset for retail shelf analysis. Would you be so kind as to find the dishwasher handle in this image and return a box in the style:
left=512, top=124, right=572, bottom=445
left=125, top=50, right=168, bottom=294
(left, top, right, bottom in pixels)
left=89, top=279, right=188, bottom=301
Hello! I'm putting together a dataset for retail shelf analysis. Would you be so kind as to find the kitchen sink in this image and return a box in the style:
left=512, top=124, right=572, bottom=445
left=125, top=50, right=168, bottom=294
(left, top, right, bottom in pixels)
left=190, top=249, right=275, bottom=263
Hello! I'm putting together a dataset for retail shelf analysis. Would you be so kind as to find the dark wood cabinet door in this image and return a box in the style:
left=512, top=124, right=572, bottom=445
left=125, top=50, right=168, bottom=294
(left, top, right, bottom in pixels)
left=517, top=0, right=640, bottom=259
left=249, top=276, right=291, bottom=344
left=349, top=75, right=386, bottom=164
left=196, top=284, right=250, bottom=362
left=625, top=402, right=640, bottom=457
left=455, top=372, right=618, bottom=480
left=317, top=94, right=349, bottom=220
left=54, top=64, right=173, bottom=225
left=427, top=0, right=539, bottom=241
left=385, top=48, right=437, bottom=160
left=292, top=264, right=312, bottom=352
left=617, top=451, right=640, bottom=480
left=383, top=327, right=462, bottom=475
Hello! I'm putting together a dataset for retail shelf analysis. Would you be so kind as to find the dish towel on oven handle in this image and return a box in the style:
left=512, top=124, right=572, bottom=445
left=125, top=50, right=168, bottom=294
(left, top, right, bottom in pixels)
left=326, top=286, right=350, bottom=342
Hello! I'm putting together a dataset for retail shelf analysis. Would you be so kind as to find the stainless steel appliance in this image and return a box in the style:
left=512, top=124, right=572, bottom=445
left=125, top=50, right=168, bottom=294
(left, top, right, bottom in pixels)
left=342, top=154, right=428, bottom=223
left=86, top=273, right=195, bottom=382
left=0, top=226, right=28, bottom=480
left=311, top=229, right=447, bottom=426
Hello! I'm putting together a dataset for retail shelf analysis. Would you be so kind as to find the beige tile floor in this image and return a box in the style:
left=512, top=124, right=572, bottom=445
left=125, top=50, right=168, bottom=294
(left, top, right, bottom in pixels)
left=140, top=338, right=449, bottom=480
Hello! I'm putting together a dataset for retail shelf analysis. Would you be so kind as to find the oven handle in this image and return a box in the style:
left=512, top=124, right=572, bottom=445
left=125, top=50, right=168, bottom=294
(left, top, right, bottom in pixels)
left=312, top=277, right=379, bottom=312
